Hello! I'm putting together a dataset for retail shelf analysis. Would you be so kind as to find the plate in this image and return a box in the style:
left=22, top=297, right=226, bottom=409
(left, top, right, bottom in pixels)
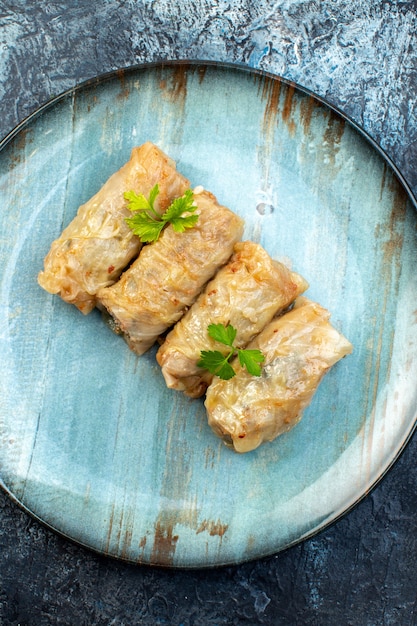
left=1, top=62, right=416, bottom=568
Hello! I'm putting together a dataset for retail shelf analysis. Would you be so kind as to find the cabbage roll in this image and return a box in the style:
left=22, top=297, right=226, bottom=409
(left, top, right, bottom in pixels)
left=156, top=241, right=309, bottom=398
left=205, top=297, right=353, bottom=453
left=97, top=189, right=244, bottom=355
left=38, top=142, right=190, bottom=314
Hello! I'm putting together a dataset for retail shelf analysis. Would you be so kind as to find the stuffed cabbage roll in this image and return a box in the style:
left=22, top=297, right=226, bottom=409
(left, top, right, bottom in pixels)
left=156, top=241, right=308, bottom=398
left=97, top=188, right=244, bottom=355
left=38, top=142, right=190, bottom=314
left=205, top=297, right=353, bottom=453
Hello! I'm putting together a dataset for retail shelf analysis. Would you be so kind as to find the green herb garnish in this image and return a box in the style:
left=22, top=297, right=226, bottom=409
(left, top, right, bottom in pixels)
left=198, top=323, right=265, bottom=380
left=125, top=184, right=198, bottom=243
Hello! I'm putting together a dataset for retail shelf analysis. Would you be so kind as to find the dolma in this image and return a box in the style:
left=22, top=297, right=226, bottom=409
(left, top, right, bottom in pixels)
left=157, top=241, right=309, bottom=398
left=38, top=142, right=190, bottom=314
left=205, top=297, right=353, bottom=453
left=97, top=189, right=244, bottom=355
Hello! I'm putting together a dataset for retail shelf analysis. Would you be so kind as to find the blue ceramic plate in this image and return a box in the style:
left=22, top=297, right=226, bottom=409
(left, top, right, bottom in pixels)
left=1, top=62, right=416, bottom=568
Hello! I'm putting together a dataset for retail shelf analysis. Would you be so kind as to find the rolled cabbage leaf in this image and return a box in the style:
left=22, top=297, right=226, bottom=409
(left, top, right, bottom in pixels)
left=157, top=241, right=308, bottom=398
left=38, top=142, right=190, bottom=314
left=97, top=189, right=244, bottom=355
left=205, top=297, right=353, bottom=453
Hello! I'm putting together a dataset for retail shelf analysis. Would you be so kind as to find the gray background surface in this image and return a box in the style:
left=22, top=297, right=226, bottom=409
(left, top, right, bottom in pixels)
left=1, top=1, right=417, bottom=624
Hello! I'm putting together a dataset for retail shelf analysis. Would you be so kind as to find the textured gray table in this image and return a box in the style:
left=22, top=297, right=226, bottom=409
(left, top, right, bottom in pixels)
left=1, top=2, right=417, bottom=624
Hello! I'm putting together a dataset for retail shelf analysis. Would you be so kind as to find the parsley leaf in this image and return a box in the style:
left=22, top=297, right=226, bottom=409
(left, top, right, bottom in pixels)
left=162, top=189, right=198, bottom=233
left=125, top=211, right=165, bottom=243
left=207, top=323, right=237, bottom=347
left=198, top=323, right=265, bottom=380
left=125, top=185, right=160, bottom=215
left=237, top=349, right=265, bottom=377
left=198, top=350, right=236, bottom=380
left=124, top=185, right=198, bottom=242
left=148, top=183, right=160, bottom=209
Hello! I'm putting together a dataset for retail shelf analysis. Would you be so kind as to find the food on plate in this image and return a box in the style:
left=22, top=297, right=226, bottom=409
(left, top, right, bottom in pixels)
left=37, top=142, right=190, bottom=314
left=157, top=241, right=309, bottom=398
left=97, top=188, right=244, bottom=355
left=37, top=139, right=353, bottom=455
left=204, top=297, right=353, bottom=453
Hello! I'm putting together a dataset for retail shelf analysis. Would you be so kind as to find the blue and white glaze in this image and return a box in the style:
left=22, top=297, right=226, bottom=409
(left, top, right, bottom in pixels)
left=1, top=63, right=416, bottom=567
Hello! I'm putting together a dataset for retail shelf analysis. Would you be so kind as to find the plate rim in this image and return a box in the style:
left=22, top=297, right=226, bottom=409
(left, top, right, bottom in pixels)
left=1, top=59, right=417, bottom=568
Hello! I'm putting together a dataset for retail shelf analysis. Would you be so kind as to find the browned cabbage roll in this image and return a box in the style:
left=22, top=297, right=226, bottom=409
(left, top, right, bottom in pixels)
left=205, top=297, right=353, bottom=453
left=156, top=241, right=309, bottom=398
left=97, top=189, right=244, bottom=355
left=38, top=142, right=190, bottom=314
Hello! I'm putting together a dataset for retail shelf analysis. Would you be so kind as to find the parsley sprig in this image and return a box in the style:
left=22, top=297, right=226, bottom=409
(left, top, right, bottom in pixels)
left=198, top=323, right=265, bottom=380
left=125, top=184, right=198, bottom=243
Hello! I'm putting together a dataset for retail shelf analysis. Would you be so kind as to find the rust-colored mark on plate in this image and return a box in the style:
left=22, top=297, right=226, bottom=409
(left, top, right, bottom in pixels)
left=246, top=535, right=256, bottom=552
left=136, top=535, right=148, bottom=563
left=196, top=518, right=228, bottom=537
left=160, top=64, right=190, bottom=104
left=7, top=128, right=33, bottom=171
left=326, top=111, right=345, bottom=143
left=104, top=500, right=135, bottom=559
left=323, top=112, right=346, bottom=167
left=380, top=162, right=388, bottom=200
left=116, top=69, right=130, bottom=100
left=281, top=83, right=296, bottom=134
left=120, top=527, right=133, bottom=560
left=197, top=65, right=207, bottom=84
left=86, top=95, right=99, bottom=113
left=388, top=172, right=408, bottom=213
left=15, top=127, right=33, bottom=151
left=104, top=502, right=116, bottom=553
left=151, top=520, right=179, bottom=565
left=260, top=75, right=282, bottom=136
left=299, top=95, right=318, bottom=135
left=382, top=173, right=407, bottom=271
